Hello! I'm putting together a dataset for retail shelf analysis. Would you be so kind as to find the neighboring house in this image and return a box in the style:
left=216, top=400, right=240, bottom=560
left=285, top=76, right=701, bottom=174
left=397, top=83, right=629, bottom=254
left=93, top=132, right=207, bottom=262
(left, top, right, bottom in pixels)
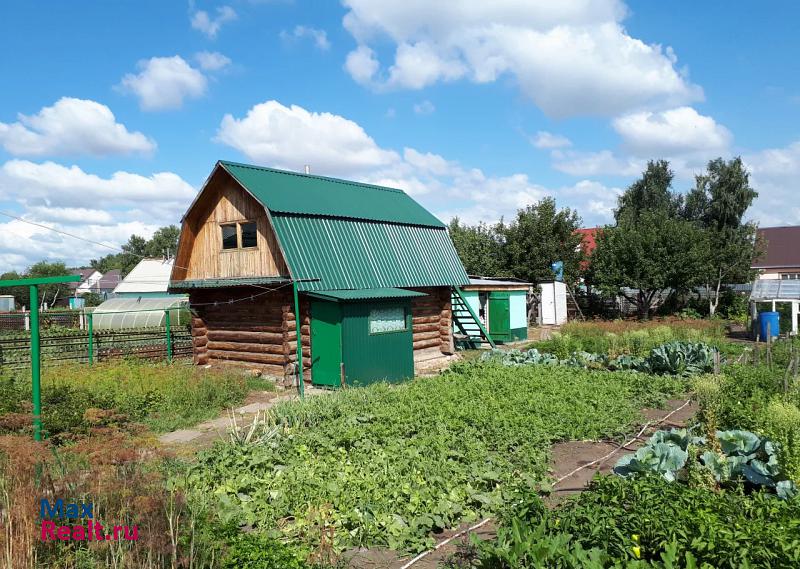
left=169, top=161, right=474, bottom=386
left=97, top=269, right=122, bottom=299
left=114, top=259, right=177, bottom=298
left=753, top=226, right=800, bottom=280
left=69, top=268, right=103, bottom=295
left=575, top=227, right=600, bottom=271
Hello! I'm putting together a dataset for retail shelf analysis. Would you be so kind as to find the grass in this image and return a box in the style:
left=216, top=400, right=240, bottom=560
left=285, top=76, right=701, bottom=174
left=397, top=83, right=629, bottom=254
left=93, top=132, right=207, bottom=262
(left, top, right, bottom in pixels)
left=531, top=319, right=739, bottom=359
left=187, top=361, right=687, bottom=553
left=0, top=359, right=274, bottom=438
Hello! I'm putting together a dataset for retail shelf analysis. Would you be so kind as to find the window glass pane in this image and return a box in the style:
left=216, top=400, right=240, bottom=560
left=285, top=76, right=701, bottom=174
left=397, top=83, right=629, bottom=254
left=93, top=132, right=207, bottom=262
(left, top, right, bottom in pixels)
left=369, top=306, right=406, bottom=334
left=240, top=222, right=258, bottom=248
left=221, top=224, right=237, bottom=249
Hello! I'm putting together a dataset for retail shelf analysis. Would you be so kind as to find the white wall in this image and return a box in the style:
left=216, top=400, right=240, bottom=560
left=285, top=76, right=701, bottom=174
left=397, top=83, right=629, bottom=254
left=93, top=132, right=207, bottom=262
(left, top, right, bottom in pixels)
left=509, top=290, right=527, bottom=329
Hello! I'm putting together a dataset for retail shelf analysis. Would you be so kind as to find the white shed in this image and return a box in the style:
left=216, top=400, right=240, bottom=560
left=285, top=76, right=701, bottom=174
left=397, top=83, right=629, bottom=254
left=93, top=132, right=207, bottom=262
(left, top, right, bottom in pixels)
left=539, top=281, right=568, bottom=325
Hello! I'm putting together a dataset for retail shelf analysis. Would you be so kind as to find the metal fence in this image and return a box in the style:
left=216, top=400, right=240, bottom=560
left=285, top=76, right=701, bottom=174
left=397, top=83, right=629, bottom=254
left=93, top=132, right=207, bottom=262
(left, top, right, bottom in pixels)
left=0, top=310, right=83, bottom=332
left=0, top=326, right=192, bottom=371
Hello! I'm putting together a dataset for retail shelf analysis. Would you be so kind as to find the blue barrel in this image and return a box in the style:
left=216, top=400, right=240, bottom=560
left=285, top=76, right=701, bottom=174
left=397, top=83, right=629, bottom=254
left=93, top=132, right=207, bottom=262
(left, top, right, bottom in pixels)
left=758, top=311, right=780, bottom=340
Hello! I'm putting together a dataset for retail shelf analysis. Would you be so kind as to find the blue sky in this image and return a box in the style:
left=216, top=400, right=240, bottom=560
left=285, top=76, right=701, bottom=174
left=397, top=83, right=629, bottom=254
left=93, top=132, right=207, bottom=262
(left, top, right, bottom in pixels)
left=1, top=0, right=799, bottom=270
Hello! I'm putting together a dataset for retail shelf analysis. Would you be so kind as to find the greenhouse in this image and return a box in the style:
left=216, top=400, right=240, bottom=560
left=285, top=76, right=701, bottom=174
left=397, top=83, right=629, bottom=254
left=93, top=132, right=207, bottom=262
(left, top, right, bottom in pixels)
left=749, top=279, right=799, bottom=336
left=91, top=297, right=188, bottom=329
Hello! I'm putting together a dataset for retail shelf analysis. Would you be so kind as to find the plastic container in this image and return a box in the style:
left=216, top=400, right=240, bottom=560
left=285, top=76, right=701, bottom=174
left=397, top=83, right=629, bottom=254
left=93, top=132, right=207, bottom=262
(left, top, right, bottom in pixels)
left=758, top=311, right=780, bottom=340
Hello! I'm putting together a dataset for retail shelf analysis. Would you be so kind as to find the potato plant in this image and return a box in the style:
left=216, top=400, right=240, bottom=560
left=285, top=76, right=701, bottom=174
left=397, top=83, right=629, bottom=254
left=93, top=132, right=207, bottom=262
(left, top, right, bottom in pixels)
left=187, top=363, right=685, bottom=553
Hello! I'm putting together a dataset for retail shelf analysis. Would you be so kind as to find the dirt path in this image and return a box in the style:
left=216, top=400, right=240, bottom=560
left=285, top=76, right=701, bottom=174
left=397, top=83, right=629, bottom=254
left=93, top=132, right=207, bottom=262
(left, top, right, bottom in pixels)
left=158, top=385, right=329, bottom=453
left=346, top=397, right=696, bottom=569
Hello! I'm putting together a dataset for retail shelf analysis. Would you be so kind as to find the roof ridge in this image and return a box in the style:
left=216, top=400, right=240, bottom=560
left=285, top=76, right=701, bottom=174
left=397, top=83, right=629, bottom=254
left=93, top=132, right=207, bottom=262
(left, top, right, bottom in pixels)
left=219, top=160, right=406, bottom=195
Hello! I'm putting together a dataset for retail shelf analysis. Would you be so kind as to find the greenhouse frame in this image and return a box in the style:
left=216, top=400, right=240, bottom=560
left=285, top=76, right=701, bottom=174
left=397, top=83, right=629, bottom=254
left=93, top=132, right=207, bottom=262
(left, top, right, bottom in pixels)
left=749, top=279, right=800, bottom=336
left=91, top=297, right=187, bottom=329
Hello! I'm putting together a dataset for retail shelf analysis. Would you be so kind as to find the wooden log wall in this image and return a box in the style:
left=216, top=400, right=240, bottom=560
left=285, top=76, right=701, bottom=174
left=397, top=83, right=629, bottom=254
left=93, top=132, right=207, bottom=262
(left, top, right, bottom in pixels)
left=189, top=287, right=310, bottom=380
left=410, top=287, right=454, bottom=355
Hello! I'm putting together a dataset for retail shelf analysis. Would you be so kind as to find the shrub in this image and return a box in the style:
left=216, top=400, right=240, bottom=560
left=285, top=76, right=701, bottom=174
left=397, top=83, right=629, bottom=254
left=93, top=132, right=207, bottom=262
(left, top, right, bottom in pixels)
left=758, top=400, right=800, bottom=483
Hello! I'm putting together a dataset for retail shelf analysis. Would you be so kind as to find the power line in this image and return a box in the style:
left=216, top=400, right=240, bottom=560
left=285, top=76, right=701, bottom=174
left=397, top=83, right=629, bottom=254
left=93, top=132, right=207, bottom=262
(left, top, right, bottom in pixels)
left=0, top=210, right=315, bottom=306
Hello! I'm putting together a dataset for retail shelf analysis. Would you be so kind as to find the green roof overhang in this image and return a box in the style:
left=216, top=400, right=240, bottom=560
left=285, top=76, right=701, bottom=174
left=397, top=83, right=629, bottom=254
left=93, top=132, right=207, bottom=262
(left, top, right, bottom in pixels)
left=305, top=287, right=428, bottom=302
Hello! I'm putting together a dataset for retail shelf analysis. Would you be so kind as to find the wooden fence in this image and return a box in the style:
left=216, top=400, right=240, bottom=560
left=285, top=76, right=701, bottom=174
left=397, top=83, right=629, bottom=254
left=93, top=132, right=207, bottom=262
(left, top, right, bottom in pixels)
left=0, top=326, right=192, bottom=371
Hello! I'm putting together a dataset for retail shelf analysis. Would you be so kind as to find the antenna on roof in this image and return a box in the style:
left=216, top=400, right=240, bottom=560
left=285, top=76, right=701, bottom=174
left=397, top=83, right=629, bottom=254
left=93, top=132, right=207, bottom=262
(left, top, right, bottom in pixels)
left=304, top=165, right=311, bottom=174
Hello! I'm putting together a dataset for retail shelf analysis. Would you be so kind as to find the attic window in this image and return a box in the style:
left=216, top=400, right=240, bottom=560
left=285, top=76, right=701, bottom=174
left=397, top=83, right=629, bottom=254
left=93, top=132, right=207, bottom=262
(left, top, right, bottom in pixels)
left=221, top=224, right=238, bottom=250
left=240, top=222, right=258, bottom=248
left=220, top=221, right=259, bottom=250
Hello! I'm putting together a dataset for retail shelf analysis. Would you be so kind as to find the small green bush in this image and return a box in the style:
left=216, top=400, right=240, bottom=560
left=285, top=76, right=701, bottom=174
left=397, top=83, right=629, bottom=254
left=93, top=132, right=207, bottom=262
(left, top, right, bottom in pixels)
left=758, top=400, right=800, bottom=483
left=222, top=532, right=309, bottom=569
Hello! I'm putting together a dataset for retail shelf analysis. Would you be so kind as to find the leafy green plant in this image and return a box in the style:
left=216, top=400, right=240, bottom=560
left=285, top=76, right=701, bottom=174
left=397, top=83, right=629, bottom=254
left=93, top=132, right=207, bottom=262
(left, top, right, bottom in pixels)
left=614, top=427, right=797, bottom=498
left=646, top=342, right=715, bottom=376
left=186, top=363, right=684, bottom=553
left=476, top=475, right=800, bottom=568
left=483, top=341, right=716, bottom=377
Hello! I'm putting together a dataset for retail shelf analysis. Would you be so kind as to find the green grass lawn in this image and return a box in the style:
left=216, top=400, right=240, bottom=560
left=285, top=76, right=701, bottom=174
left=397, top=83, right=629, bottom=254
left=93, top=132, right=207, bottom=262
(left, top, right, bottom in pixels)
left=0, top=360, right=274, bottom=439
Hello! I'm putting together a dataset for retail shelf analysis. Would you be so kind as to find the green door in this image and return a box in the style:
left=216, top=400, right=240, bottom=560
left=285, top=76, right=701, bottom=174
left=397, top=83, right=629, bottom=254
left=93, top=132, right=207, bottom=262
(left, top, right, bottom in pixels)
left=310, top=300, right=343, bottom=387
left=488, top=292, right=511, bottom=342
left=341, top=300, right=414, bottom=386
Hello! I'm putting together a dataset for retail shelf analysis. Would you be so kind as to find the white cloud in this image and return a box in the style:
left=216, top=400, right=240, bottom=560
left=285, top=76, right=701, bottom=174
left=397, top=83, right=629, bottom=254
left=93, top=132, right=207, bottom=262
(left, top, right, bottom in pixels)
left=552, top=149, right=644, bottom=177
left=0, top=160, right=197, bottom=270
left=413, top=100, right=435, bottom=115
left=281, top=25, right=331, bottom=50
left=214, top=99, right=616, bottom=227
left=119, top=56, right=208, bottom=111
left=191, top=5, right=236, bottom=39
left=341, top=0, right=702, bottom=117
left=195, top=51, right=232, bottom=71
left=344, top=45, right=380, bottom=85
left=216, top=100, right=400, bottom=175
left=531, top=131, right=572, bottom=149
left=0, top=98, right=155, bottom=157
left=744, top=141, right=800, bottom=226
left=613, top=106, right=732, bottom=156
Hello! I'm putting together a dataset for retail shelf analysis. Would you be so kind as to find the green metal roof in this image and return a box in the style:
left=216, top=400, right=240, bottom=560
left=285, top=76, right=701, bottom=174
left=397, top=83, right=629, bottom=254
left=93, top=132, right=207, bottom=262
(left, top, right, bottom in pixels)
left=220, top=161, right=445, bottom=228
left=271, top=214, right=469, bottom=292
left=168, top=277, right=290, bottom=290
left=306, top=288, right=428, bottom=302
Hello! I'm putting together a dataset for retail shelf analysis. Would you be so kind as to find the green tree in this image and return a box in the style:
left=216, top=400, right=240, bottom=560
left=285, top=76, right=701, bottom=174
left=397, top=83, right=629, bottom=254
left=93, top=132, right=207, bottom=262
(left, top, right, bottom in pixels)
left=448, top=218, right=506, bottom=276
left=502, top=198, right=584, bottom=284
left=144, top=225, right=181, bottom=258
left=26, top=261, right=71, bottom=308
left=0, top=270, right=26, bottom=308
left=616, top=159, right=683, bottom=222
left=590, top=161, right=704, bottom=319
left=684, top=157, right=759, bottom=316
left=90, top=225, right=180, bottom=276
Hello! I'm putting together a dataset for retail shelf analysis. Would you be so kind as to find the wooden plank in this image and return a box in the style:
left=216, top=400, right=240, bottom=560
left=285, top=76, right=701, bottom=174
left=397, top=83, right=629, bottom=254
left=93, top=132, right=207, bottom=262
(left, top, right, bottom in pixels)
left=207, top=330, right=283, bottom=343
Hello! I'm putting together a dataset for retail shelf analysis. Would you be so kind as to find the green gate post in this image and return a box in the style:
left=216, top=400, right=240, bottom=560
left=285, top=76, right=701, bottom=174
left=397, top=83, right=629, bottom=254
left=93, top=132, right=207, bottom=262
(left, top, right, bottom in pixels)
left=0, top=274, right=81, bottom=441
left=292, top=281, right=305, bottom=398
left=87, top=312, right=94, bottom=365
left=165, top=309, right=172, bottom=363
left=29, top=285, right=41, bottom=441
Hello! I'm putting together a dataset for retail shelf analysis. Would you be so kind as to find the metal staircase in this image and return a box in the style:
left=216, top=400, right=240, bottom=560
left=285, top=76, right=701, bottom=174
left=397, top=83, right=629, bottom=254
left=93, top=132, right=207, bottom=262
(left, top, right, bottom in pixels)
left=451, top=286, right=496, bottom=349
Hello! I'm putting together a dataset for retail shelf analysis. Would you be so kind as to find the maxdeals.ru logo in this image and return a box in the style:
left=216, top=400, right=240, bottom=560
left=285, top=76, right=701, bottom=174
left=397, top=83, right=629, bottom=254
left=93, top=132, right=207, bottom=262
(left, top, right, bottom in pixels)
left=40, top=499, right=138, bottom=542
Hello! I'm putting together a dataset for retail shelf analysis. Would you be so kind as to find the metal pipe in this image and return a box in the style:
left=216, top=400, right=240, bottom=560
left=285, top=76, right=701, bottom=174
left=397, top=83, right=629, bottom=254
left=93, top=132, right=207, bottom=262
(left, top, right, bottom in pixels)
left=30, top=285, right=41, bottom=441
left=292, top=281, right=305, bottom=398
left=87, top=312, right=94, bottom=365
left=165, top=310, right=172, bottom=363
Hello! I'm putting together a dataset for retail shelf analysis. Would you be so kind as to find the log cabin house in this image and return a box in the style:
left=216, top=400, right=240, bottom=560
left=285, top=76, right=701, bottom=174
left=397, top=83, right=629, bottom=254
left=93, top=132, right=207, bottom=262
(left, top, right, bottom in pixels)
left=169, top=161, right=477, bottom=387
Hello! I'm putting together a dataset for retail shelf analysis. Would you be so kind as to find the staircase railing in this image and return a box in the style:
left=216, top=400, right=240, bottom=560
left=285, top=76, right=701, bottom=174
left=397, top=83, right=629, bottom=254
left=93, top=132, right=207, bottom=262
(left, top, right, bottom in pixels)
left=451, top=286, right=496, bottom=349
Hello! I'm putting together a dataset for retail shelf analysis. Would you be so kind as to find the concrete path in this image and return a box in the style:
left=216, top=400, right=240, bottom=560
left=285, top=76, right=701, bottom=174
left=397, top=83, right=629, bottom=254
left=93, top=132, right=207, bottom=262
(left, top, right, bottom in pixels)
left=158, top=385, right=328, bottom=446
